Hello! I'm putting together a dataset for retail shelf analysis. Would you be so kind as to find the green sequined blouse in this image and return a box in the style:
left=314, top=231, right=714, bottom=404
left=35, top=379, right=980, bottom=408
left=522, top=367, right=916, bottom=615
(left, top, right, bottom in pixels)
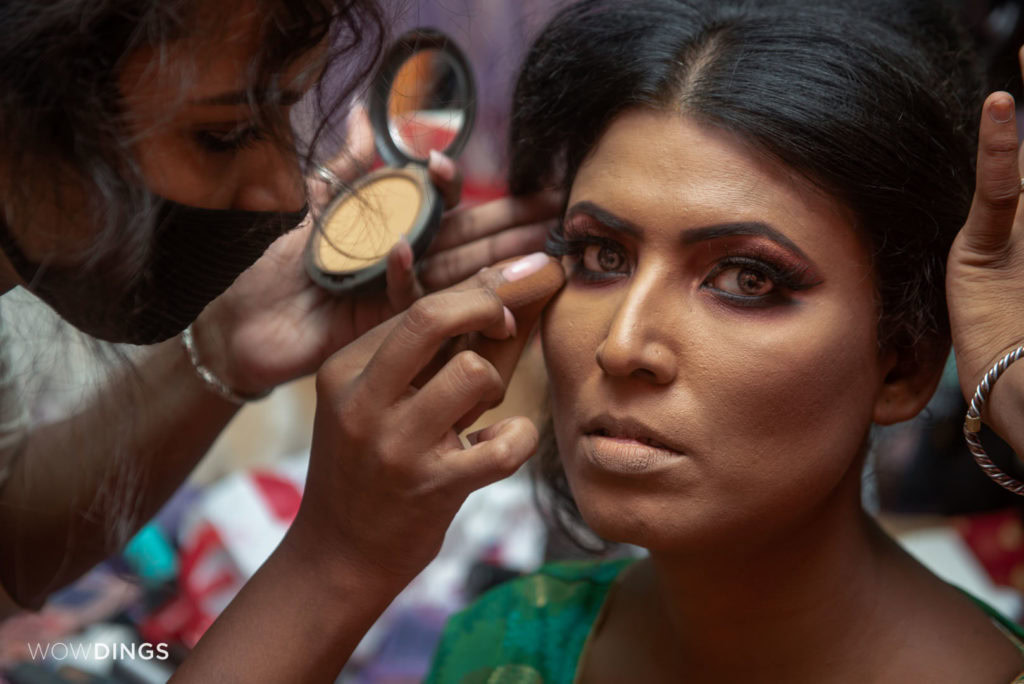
left=425, top=558, right=1024, bottom=684
left=425, top=559, right=632, bottom=684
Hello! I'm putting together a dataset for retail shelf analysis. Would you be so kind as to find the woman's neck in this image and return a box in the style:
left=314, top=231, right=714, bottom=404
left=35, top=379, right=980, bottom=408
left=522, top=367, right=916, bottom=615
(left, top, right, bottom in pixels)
left=582, top=467, right=921, bottom=683
left=646, top=507, right=892, bottom=678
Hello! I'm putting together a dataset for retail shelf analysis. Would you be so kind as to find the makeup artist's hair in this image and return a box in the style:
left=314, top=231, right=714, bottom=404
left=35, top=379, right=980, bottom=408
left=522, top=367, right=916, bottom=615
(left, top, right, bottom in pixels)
left=0, top=0, right=385, bottom=288
left=510, top=0, right=983, bottom=550
left=0, top=0, right=384, bottom=558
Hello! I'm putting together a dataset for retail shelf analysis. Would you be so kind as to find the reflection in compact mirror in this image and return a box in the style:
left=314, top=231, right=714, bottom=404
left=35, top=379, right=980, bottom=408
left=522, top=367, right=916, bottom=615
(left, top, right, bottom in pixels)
left=305, top=28, right=474, bottom=295
left=387, top=49, right=467, bottom=160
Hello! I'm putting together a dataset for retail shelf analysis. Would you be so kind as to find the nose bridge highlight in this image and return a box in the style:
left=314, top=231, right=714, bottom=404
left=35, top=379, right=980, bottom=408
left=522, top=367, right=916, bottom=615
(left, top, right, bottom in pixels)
left=596, top=270, right=677, bottom=383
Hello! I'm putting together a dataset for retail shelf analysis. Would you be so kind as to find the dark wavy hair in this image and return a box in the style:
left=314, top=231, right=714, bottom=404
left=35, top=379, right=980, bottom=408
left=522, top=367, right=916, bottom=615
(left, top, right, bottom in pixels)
left=509, top=0, right=984, bottom=550
left=0, top=0, right=386, bottom=573
left=0, top=0, right=385, bottom=289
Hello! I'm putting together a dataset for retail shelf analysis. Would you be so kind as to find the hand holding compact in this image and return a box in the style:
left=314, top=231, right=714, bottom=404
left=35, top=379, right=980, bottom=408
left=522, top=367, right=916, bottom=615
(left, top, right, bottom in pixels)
left=187, top=84, right=555, bottom=399
left=189, top=28, right=555, bottom=397
left=292, top=255, right=564, bottom=581
left=947, top=56, right=1024, bottom=455
left=193, top=184, right=555, bottom=398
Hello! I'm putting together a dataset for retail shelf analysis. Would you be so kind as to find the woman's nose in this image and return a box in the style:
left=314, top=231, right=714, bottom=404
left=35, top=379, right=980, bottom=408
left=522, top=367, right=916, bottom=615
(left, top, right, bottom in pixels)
left=234, top=141, right=306, bottom=213
left=595, top=275, right=678, bottom=385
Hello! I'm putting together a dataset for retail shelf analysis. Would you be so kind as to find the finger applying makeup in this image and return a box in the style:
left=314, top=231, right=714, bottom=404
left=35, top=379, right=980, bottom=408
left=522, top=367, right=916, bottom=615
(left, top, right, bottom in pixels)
left=404, top=350, right=507, bottom=442
left=453, top=255, right=566, bottom=429
left=360, top=287, right=509, bottom=402
left=399, top=253, right=563, bottom=392
left=449, top=416, right=540, bottom=491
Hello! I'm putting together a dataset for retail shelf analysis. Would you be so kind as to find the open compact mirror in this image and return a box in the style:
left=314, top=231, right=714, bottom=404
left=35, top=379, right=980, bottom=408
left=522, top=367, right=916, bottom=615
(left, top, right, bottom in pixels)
left=305, top=28, right=476, bottom=293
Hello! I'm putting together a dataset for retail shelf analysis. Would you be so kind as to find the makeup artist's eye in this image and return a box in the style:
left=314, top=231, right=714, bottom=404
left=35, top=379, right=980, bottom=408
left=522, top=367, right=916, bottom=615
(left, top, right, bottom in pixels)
left=193, top=124, right=266, bottom=154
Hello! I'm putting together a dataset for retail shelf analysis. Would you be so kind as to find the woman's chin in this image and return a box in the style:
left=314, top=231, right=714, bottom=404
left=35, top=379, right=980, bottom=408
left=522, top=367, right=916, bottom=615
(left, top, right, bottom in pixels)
left=573, top=495, right=718, bottom=553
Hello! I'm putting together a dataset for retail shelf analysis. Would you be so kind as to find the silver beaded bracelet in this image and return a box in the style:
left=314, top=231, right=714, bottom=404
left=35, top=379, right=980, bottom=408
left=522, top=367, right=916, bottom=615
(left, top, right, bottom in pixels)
left=964, top=345, right=1024, bottom=495
left=181, top=324, right=271, bottom=405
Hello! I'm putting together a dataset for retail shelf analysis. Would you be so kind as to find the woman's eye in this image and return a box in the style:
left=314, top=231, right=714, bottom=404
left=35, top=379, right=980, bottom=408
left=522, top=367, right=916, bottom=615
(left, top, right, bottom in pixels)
left=708, top=266, right=775, bottom=297
left=194, top=125, right=265, bottom=153
left=581, top=244, right=626, bottom=273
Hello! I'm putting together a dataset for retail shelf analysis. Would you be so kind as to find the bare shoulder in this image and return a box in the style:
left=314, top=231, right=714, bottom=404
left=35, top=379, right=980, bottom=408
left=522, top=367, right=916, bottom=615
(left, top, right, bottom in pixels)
left=872, top=554, right=1024, bottom=684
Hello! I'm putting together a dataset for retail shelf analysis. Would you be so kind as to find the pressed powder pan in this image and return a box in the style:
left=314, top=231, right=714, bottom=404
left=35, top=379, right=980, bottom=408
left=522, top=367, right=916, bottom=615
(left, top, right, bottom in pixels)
left=305, top=28, right=476, bottom=293
left=310, top=168, right=435, bottom=282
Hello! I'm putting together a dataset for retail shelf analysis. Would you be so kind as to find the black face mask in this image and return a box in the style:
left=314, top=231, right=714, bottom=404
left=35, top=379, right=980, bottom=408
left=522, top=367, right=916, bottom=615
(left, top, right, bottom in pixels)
left=0, top=198, right=308, bottom=345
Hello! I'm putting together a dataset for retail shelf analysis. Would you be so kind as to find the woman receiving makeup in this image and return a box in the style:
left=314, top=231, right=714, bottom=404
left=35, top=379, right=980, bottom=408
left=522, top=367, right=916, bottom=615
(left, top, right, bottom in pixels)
left=425, top=0, right=1024, bottom=679
left=224, top=0, right=1024, bottom=680
left=0, top=0, right=559, bottom=680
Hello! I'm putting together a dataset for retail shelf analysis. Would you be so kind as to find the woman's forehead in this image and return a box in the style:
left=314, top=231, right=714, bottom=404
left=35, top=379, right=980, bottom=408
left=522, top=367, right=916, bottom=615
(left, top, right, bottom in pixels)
left=569, top=109, right=857, bottom=244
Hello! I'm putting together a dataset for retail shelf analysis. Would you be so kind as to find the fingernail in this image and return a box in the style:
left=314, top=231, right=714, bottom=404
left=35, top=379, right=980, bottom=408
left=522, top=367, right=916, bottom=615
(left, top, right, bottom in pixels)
left=466, top=428, right=484, bottom=446
left=504, top=306, right=517, bottom=338
left=991, top=96, right=1015, bottom=123
left=501, top=252, right=549, bottom=282
left=428, top=150, right=456, bottom=182
left=397, top=237, right=413, bottom=271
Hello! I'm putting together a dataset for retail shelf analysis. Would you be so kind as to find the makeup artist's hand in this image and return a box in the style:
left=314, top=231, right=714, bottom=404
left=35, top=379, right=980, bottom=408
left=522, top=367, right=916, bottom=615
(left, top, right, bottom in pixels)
left=289, top=255, right=564, bottom=581
left=947, top=76, right=1024, bottom=452
left=193, top=113, right=558, bottom=397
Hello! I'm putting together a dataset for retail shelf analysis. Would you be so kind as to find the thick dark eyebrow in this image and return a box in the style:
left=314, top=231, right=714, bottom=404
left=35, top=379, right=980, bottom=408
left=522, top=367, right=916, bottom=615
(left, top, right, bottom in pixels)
left=565, top=201, right=641, bottom=238
left=567, top=201, right=811, bottom=262
left=190, top=89, right=305, bottom=107
left=680, top=222, right=811, bottom=261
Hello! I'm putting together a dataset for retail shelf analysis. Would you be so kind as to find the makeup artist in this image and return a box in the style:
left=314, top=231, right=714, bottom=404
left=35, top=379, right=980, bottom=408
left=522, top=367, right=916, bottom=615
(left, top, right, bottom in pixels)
left=0, top=0, right=556, bottom=672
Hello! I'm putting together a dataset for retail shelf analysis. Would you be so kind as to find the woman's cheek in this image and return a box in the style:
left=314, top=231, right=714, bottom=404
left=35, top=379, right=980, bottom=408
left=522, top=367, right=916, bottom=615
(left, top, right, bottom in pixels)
left=541, top=289, right=599, bottom=395
left=699, top=302, right=883, bottom=499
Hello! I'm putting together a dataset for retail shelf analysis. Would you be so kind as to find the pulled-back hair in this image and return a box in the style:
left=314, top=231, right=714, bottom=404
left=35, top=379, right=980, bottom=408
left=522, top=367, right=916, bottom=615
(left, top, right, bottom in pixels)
left=0, top=0, right=385, bottom=289
left=510, top=0, right=983, bottom=550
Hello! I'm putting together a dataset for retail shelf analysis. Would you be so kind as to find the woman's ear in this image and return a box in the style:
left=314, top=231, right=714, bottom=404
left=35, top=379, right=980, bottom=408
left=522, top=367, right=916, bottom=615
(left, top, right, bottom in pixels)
left=872, top=340, right=950, bottom=426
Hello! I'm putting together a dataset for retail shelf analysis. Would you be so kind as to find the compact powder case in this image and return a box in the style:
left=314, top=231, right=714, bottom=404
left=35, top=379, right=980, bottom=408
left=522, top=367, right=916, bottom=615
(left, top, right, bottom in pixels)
left=305, top=28, right=477, bottom=293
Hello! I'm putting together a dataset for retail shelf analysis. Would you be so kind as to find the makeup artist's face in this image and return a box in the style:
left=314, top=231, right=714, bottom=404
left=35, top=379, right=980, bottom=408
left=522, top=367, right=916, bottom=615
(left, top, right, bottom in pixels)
left=1, top=1, right=310, bottom=264
left=542, top=110, right=890, bottom=551
left=118, top=2, right=311, bottom=215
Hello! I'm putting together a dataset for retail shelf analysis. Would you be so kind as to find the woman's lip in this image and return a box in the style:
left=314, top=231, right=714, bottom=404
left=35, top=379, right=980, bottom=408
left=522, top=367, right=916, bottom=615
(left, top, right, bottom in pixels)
left=581, top=415, right=684, bottom=454
left=591, top=427, right=671, bottom=450
left=580, top=433, right=683, bottom=476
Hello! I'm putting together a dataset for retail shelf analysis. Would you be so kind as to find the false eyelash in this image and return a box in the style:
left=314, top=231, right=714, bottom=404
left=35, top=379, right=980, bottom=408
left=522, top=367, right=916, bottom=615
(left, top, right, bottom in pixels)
left=546, top=222, right=630, bottom=283
left=718, top=247, right=816, bottom=291
left=545, top=222, right=571, bottom=257
left=548, top=221, right=624, bottom=257
left=550, top=220, right=819, bottom=297
left=549, top=234, right=626, bottom=264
